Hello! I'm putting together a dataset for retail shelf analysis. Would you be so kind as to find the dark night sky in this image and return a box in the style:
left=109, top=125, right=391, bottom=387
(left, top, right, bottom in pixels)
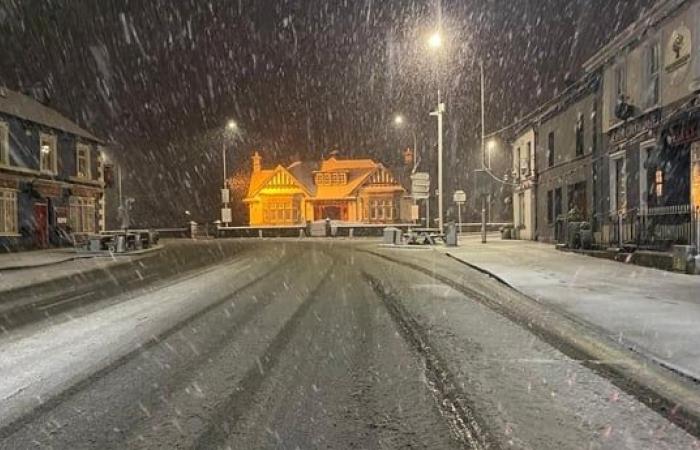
left=0, top=0, right=654, bottom=225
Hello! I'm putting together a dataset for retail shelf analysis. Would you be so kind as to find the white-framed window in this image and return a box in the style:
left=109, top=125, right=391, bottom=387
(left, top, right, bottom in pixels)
left=369, top=198, right=396, bottom=222
left=39, top=133, right=57, bottom=174
left=0, top=189, right=19, bottom=235
left=76, top=143, right=91, bottom=178
left=612, top=63, right=627, bottom=121
left=609, top=152, right=626, bottom=214
left=645, top=42, right=660, bottom=108
left=0, top=121, right=9, bottom=165
left=69, top=196, right=96, bottom=233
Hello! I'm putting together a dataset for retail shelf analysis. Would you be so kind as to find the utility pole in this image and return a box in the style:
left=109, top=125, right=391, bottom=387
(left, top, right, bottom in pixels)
left=480, top=60, right=488, bottom=243
left=430, top=90, right=445, bottom=231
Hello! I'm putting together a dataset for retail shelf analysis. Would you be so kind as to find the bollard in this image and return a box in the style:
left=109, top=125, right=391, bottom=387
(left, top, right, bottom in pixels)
left=258, top=229, right=263, bottom=239
left=349, top=228, right=354, bottom=239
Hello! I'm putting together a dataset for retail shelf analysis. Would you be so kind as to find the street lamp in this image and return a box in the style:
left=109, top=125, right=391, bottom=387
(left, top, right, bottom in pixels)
left=428, top=32, right=442, bottom=49
left=221, top=119, right=238, bottom=226
left=427, top=30, right=445, bottom=231
left=223, top=120, right=238, bottom=187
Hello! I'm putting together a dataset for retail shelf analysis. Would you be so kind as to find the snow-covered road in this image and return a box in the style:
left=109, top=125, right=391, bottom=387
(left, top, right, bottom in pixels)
left=0, top=240, right=696, bottom=449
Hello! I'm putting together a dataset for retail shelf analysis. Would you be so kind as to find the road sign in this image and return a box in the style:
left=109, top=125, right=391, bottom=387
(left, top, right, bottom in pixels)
left=221, top=208, right=232, bottom=223
left=411, top=172, right=430, bottom=199
left=453, top=189, right=466, bottom=204
left=221, top=188, right=230, bottom=203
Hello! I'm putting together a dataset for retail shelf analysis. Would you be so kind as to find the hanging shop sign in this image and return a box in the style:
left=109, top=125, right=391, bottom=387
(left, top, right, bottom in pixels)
left=609, top=109, right=661, bottom=145
left=665, top=25, right=692, bottom=83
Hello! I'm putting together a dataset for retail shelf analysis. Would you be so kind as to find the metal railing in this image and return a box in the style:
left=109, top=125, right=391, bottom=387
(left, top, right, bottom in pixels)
left=597, top=204, right=697, bottom=250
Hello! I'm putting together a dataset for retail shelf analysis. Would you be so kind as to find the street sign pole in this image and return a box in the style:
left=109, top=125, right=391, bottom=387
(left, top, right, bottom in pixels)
left=426, top=196, right=430, bottom=228
left=452, top=190, right=466, bottom=234
left=457, top=203, right=462, bottom=234
left=481, top=196, right=487, bottom=244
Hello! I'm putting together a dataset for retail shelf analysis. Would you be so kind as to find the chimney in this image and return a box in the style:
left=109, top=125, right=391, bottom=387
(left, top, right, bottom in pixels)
left=252, top=151, right=262, bottom=173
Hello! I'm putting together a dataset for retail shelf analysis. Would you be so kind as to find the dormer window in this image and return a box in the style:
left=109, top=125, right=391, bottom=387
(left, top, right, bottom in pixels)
left=315, top=172, right=347, bottom=186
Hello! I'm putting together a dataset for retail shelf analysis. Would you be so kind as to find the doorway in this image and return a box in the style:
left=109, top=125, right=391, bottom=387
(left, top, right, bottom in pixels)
left=33, top=203, right=49, bottom=248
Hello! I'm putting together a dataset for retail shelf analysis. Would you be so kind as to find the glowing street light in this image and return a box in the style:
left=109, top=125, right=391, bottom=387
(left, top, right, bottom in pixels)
left=226, top=120, right=238, bottom=131
left=393, top=115, right=405, bottom=126
left=428, top=32, right=442, bottom=49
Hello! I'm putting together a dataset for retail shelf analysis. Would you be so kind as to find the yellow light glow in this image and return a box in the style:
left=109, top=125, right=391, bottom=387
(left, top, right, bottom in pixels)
left=428, top=32, right=442, bottom=49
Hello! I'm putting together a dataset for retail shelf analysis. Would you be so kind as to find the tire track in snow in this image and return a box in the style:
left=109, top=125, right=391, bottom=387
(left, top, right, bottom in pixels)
left=363, top=271, right=492, bottom=450
left=0, top=250, right=297, bottom=441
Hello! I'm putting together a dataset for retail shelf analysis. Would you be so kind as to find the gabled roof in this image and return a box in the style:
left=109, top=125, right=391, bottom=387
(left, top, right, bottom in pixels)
left=0, top=87, right=104, bottom=143
left=246, top=164, right=312, bottom=199
left=246, top=169, right=275, bottom=198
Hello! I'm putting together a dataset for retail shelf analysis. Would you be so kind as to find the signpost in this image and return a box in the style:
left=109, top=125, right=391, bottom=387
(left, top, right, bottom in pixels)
left=411, top=172, right=431, bottom=227
left=221, top=207, right=232, bottom=224
left=453, top=189, right=466, bottom=233
left=221, top=188, right=231, bottom=225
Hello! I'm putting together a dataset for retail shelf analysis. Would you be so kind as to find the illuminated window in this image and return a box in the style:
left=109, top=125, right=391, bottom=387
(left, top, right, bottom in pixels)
left=40, top=133, right=57, bottom=173
left=263, top=200, right=299, bottom=224
left=655, top=169, right=664, bottom=198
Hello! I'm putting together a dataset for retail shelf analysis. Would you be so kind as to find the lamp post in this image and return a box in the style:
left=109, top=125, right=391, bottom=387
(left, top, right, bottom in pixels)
left=223, top=120, right=237, bottom=187
left=221, top=119, right=238, bottom=226
left=427, top=31, right=445, bottom=232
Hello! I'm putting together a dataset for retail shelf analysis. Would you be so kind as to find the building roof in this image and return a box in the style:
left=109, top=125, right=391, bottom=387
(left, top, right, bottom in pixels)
left=287, top=160, right=319, bottom=195
left=582, top=0, right=689, bottom=73
left=245, top=155, right=406, bottom=201
left=318, top=157, right=376, bottom=171
left=246, top=169, right=275, bottom=197
left=0, top=87, right=104, bottom=143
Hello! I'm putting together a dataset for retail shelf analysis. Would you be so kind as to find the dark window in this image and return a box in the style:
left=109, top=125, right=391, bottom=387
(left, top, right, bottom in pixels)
left=554, top=187, right=563, bottom=220
left=575, top=114, right=584, bottom=156
left=591, top=104, right=597, bottom=154
left=548, top=132, right=555, bottom=167
left=567, top=182, right=587, bottom=218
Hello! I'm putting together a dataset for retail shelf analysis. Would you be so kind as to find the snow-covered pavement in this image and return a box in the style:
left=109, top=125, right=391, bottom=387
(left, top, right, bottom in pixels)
left=439, top=236, right=700, bottom=379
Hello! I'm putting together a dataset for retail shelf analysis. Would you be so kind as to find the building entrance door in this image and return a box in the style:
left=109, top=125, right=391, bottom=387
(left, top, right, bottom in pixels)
left=315, top=203, right=348, bottom=221
left=33, top=203, right=49, bottom=248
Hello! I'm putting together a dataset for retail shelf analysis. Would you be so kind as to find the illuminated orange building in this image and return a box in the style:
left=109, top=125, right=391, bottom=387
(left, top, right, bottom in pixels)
left=242, top=152, right=411, bottom=225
